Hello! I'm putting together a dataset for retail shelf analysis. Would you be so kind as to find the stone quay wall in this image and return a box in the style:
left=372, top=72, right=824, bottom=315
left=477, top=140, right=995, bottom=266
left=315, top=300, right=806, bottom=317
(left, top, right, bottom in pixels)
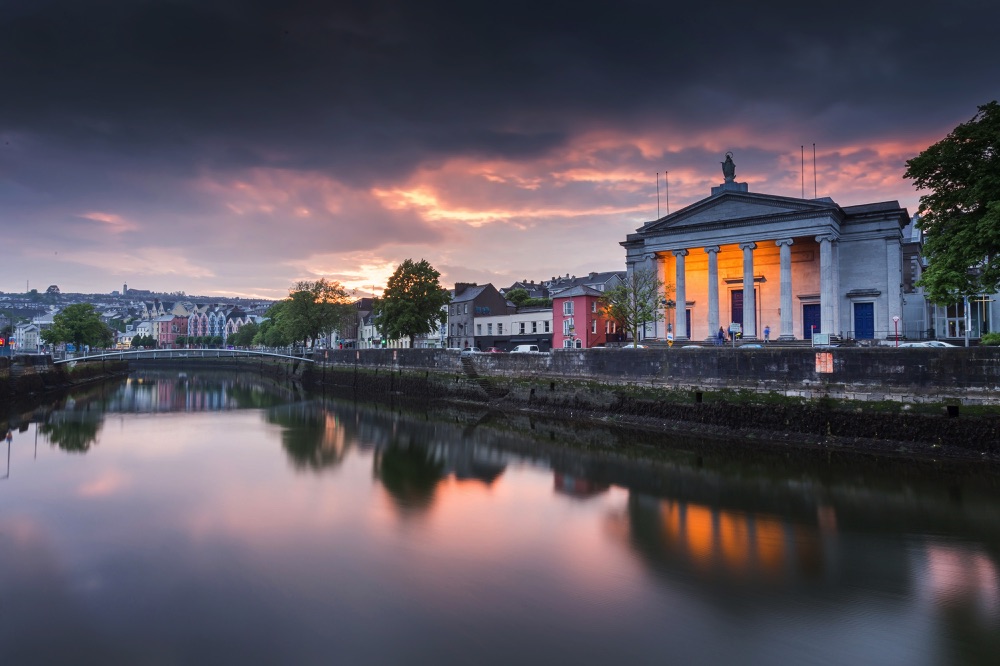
left=314, top=346, right=1000, bottom=405
left=307, top=347, right=1000, bottom=448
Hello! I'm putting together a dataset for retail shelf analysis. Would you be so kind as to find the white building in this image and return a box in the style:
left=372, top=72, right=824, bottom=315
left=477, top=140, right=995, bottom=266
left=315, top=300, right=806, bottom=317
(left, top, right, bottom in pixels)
left=622, top=157, right=910, bottom=342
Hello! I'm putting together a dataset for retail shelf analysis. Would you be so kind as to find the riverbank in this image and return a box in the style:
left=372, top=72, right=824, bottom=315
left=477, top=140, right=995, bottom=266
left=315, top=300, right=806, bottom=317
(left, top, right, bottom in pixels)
left=0, top=355, right=129, bottom=409
left=302, top=352, right=1000, bottom=461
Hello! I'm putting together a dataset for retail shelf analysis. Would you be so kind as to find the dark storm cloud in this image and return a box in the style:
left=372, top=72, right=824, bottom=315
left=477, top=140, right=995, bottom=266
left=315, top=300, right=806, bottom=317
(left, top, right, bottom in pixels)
left=2, top=0, right=998, bottom=295
left=3, top=0, right=997, bottom=185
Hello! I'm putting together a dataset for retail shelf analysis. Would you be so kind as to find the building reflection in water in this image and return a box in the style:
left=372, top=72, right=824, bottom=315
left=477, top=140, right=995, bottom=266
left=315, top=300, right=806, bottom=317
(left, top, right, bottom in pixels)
left=554, top=473, right=609, bottom=499
left=616, top=493, right=830, bottom=584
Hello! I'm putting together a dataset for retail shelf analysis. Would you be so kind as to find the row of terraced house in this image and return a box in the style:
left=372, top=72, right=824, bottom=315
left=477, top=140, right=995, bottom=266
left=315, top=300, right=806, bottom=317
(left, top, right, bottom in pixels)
left=330, top=271, right=628, bottom=352
left=11, top=299, right=266, bottom=352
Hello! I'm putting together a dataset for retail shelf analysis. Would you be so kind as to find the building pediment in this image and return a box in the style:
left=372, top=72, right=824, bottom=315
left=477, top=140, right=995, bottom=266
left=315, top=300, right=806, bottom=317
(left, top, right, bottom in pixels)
left=641, top=191, right=839, bottom=234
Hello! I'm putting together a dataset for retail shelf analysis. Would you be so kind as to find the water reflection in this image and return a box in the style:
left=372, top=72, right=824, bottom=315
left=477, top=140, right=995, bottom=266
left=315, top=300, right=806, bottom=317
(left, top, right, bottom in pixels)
left=374, top=444, right=446, bottom=514
left=3, top=370, right=1000, bottom=664
left=38, top=413, right=103, bottom=453
left=267, top=402, right=348, bottom=470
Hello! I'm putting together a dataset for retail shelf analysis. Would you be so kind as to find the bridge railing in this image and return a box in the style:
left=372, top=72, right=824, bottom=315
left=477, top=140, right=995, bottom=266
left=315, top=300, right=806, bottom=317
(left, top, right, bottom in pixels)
left=53, top=347, right=315, bottom=364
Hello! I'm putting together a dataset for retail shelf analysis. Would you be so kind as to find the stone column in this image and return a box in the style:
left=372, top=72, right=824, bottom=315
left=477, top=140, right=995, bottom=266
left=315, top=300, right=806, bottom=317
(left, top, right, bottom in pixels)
left=655, top=254, right=667, bottom=338
left=740, top=242, right=757, bottom=338
left=776, top=239, right=794, bottom=339
left=832, top=239, right=841, bottom=335
left=673, top=249, right=689, bottom=340
left=643, top=254, right=655, bottom=340
left=816, top=235, right=836, bottom=335
left=886, top=237, right=903, bottom=340
left=705, top=245, right=721, bottom=339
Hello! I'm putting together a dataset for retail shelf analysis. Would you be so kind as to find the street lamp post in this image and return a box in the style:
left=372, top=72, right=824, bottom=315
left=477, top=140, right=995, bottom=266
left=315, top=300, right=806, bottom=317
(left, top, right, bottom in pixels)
left=892, top=315, right=900, bottom=347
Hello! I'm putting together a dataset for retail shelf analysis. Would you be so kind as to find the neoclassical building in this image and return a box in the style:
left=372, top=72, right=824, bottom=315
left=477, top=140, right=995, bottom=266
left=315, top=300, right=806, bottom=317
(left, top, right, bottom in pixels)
left=622, top=159, right=910, bottom=341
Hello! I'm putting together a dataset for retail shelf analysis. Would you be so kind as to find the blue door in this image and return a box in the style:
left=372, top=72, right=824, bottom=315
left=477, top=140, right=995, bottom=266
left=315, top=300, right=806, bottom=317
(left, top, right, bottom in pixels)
left=854, top=302, right=875, bottom=339
left=803, top=304, right=821, bottom=339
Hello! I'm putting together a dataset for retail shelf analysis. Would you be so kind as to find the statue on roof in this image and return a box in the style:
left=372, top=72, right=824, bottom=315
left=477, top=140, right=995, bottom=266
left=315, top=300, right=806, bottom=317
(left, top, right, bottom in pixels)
left=721, top=152, right=736, bottom=182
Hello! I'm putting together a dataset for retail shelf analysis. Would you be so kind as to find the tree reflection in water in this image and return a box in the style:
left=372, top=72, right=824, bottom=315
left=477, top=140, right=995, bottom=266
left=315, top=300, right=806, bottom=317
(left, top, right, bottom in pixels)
left=374, top=443, right=446, bottom=515
left=267, top=402, right=352, bottom=471
left=39, top=416, right=103, bottom=453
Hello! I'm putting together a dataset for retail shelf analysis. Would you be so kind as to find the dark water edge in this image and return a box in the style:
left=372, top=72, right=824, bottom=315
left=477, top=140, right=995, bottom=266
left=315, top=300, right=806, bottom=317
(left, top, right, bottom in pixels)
left=301, top=362, right=1000, bottom=454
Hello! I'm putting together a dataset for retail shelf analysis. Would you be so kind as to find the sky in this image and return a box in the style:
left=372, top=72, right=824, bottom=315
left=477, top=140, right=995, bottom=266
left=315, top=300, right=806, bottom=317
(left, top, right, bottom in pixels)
left=1, top=0, right=998, bottom=301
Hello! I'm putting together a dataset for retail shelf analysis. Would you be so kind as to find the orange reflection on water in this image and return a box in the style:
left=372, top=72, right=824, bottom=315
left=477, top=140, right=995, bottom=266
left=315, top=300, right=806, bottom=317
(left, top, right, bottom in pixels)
left=648, top=498, right=824, bottom=580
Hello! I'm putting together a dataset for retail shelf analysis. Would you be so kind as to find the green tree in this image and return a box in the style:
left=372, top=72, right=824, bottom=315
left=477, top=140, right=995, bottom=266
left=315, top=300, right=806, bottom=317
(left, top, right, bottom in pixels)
left=506, top=288, right=530, bottom=306
left=230, top=321, right=258, bottom=347
left=905, top=101, right=1000, bottom=303
left=41, top=303, right=114, bottom=350
left=175, top=335, right=188, bottom=347
left=131, top=334, right=156, bottom=348
left=254, top=305, right=292, bottom=348
left=599, top=268, right=666, bottom=347
left=372, top=259, right=450, bottom=347
left=274, top=279, right=353, bottom=347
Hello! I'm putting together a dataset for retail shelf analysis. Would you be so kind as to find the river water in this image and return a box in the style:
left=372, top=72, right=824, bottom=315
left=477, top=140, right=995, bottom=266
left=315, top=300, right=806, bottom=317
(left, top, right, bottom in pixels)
left=2, top=370, right=999, bottom=665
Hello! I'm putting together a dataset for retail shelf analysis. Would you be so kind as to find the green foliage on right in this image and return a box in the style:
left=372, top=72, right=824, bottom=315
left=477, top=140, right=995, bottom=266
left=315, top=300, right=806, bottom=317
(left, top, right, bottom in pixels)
left=905, top=101, right=1000, bottom=304
left=373, top=259, right=451, bottom=347
left=980, top=332, right=1000, bottom=346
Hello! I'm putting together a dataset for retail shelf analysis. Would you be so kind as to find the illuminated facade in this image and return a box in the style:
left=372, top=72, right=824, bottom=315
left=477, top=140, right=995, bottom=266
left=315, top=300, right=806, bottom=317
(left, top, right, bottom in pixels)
left=622, top=177, right=910, bottom=341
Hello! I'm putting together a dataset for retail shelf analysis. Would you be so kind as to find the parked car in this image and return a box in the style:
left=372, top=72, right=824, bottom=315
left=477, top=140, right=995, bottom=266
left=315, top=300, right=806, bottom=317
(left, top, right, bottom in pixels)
left=460, top=347, right=483, bottom=355
left=898, top=341, right=959, bottom=348
left=621, top=343, right=648, bottom=349
left=511, top=345, right=541, bottom=353
left=484, top=347, right=505, bottom=353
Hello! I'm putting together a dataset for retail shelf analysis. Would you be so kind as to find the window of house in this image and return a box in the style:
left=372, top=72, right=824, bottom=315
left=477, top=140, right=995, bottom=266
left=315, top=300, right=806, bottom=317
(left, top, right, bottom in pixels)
left=464, top=304, right=468, bottom=314
left=591, top=319, right=597, bottom=334
left=498, top=323, right=503, bottom=335
left=563, top=339, right=574, bottom=348
left=531, top=321, right=537, bottom=333
left=519, top=322, right=526, bottom=334
left=591, top=301, right=597, bottom=313
left=544, top=321, right=550, bottom=333
left=477, top=324, right=482, bottom=335
left=487, top=323, right=493, bottom=335
left=563, top=301, right=574, bottom=316
left=563, top=318, right=574, bottom=335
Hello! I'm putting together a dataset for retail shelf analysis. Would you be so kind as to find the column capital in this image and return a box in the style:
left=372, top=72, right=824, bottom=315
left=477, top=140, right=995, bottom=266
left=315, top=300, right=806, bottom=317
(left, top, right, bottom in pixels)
left=775, top=238, right=794, bottom=248
left=815, top=234, right=838, bottom=244
left=704, top=245, right=721, bottom=254
left=672, top=248, right=689, bottom=257
left=739, top=241, right=757, bottom=251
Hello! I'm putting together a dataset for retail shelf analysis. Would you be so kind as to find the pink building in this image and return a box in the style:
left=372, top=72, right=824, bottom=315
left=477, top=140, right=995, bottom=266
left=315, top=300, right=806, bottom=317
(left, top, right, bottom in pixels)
left=551, top=286, right=622, bottom=349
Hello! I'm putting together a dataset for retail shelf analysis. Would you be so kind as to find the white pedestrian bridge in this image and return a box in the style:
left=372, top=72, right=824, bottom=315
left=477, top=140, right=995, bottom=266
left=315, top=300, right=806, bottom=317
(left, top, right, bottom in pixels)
left=52, top=348, right=315, bottom=365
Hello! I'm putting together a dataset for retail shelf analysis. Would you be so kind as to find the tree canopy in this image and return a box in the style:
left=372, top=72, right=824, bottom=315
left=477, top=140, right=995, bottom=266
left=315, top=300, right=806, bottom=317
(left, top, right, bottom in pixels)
left=905, top=101, right=1000, bottom=303
left=260, top=279, right=354, bottom=347
left=599, top=268, right=666, bottom=347
left=372, top=259, right=451, bottom=347
left=40, top=303, right=114, bottom=349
